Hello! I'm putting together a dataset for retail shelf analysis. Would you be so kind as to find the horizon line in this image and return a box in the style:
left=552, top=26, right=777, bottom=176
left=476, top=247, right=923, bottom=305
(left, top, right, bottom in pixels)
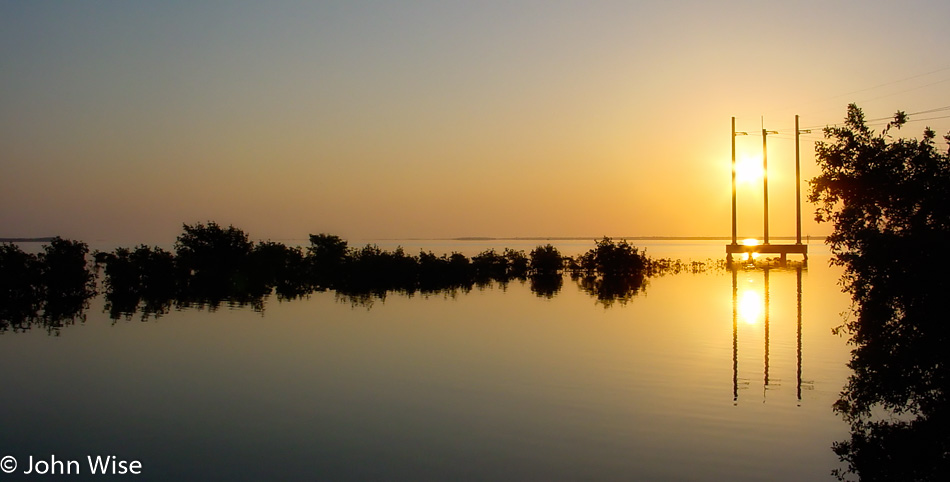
left=1, top=235, right=828, bottom=244
left=397, top=235, right=826, bottom=242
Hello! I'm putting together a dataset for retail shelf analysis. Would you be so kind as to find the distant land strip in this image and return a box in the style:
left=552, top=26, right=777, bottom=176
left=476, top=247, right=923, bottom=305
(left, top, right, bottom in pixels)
left=1, top=235, right=825, bottom=243
left=0, top=237, right=56, bottom=243
left=444, top=236, right=824, bottom=242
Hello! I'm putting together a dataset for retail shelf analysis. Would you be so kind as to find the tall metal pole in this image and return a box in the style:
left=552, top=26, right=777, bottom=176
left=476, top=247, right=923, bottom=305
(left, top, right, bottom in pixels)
left=731, top=117, right=738, bottom=245
left=762, top=128, right=769, bottom=245
left=795, top=115, right=802, bottom=245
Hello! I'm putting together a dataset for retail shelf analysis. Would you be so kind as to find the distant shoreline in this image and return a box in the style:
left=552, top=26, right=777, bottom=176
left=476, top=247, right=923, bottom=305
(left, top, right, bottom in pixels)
left=1, top=236, right=826, bottom=244
left=0, top=237, right=56, bottom=243
left=445, top=236, right=824, bottom=242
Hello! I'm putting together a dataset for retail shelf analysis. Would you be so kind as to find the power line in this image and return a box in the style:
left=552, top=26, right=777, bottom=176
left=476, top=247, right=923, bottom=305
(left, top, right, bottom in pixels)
left=798, top=106, right=950, bottom=132
left=905, top=114, right=950, bottom=124
left=732, top=103, right=950, bottom=146
left=765, top=65, right=950, bottom=118
left=810, top=113, right=950, bottom=131
left=907, top=105, right=950, bottom=115
left=831, top=65, right=950, bottom=100
left=857, top=77, right=950, bottom=104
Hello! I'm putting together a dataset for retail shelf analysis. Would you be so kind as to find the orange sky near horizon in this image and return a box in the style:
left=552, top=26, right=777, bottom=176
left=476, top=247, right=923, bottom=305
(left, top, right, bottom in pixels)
left=2, top=1, right=949, bottom=244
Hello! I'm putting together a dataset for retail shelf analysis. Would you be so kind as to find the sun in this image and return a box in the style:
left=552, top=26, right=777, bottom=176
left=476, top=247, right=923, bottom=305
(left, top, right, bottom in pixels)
left=738, top=288, right=763, bottom=325
left=735, top=154, right=763, bottom=184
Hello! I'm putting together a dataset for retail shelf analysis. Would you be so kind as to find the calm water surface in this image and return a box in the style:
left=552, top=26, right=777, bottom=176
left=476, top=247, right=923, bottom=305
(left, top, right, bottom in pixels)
left=0, top=240, right=851, bottom=480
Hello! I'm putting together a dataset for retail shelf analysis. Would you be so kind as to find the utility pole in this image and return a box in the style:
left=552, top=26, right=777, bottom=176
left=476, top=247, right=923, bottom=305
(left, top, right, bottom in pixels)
left=731, top=118, right=747, bottom=246
left=795, top=115, right=810, bottom=246
left=732, top=117, right=737, bottom=246
left=761, top=125, right=777, bottom=245
left=795, top=115, right=801, bottom=245
left=763, top=127, right=769, bottom=245
left=726, top=116, right=807, bottom=263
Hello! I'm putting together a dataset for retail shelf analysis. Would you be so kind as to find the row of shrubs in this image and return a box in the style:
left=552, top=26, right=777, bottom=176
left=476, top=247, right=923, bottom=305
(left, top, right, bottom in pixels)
left=0, top=238, right=96, bottom=330
left=2, top=222, right=662, bottom=326
left=98, top=222, right=656, bottom=297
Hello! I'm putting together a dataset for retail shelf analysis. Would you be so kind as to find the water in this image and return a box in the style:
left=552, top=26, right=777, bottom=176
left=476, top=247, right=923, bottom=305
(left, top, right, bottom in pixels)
left=0, top=240, right=852, bottom=480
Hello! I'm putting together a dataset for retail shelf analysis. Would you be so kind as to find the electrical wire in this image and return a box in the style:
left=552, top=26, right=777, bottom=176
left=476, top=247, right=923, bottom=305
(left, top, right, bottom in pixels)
left=824, top=65, right=950, bottom=101
left=798, top=108, right=950, bottom=132
left=855, top=77, right=950, bottom=105
left=764, top=65, right=950, bottom=119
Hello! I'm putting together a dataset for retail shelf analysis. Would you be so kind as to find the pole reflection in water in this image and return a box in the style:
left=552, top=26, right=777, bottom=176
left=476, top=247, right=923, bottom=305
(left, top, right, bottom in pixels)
left=732, top=266, right=746, bottom=403
left=765, top=267, right=770, bottom=395
left=731, top=262, right=804, bottom=403
left=796, top=267, right=803, bottom=404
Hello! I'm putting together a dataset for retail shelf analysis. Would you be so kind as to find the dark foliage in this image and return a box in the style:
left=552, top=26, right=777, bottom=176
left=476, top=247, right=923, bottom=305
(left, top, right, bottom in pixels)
left=529, top=274, right=563, bottom=298
left=571, top=270, right=646, bottom=306
left=175, top=222, right=258, bottom=296
left=38, top=237, right=96, bottom=298
left=810, top=104, right=950, bottom=481
left=307, top=233, right=349, bottom=288
left=416, top=251, right=473, bottom=292
left=97, top=245, right=179, bottom=320
left=505, top=249, right=529, bottom=279
left=471, top=248, right=528, bottom=284
left=250, top=241, right=311, bottom=299
left=0, top=244, right=42, bottom=326
left=529, top=244, right=563, bottom=275
left=337, top=244, right=419, bottom=296
left=0, top=238, right=94, bottom=332
left=7, top=222, right=687, bottom=326
left=579, top=237, right=646, bottom=276
left=93, top=230, right=661, bottom=312
left=567, top=237, right=649, bottom=305
left=526, top=244, right=565, bottom=298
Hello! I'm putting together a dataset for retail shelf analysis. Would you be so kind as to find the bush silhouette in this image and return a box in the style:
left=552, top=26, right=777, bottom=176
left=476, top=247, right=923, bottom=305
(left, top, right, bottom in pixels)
left=27, top=222, right=680, bottom=324
left=39, top=237, right=95, bottom=298
left=307, top=233, right=349, bottom=287
left=1, top=238, right=94, bottom=331
left=529, top=244, right=563, bottom=275
left=175, top=222, right=259, bottom=296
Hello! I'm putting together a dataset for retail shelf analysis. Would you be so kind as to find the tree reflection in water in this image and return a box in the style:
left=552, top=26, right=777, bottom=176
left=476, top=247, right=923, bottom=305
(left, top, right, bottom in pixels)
left=829, top=254, right=950, bottom=480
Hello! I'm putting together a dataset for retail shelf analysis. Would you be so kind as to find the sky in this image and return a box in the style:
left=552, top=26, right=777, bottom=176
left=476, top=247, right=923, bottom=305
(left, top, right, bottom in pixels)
left=3, top=0, right=949, bottom=244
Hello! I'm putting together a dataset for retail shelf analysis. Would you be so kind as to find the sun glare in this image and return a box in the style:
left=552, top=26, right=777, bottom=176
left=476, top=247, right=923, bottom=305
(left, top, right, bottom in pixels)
left=738, top=289, right=763, bottom=325
left=735, top=155, right=763, bottom=184
left=739, top=252, right=761, bottom=262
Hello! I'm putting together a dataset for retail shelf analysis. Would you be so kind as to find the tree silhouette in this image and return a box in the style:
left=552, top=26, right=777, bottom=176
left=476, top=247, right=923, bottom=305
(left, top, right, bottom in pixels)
left=0, top=244, right=42, bottom=328
left=0, top=238, right=94, bottom=331
left=307, top=233, right=349, bottom=288
left=11, top=222, right=688, bottom=330
left=174, top=222, right=261, bottom=300
left=810, top=104, right=950, bottom=481
left=97, top=245, right=177, bottom=320
left=529, top=244, right=563, bottom=275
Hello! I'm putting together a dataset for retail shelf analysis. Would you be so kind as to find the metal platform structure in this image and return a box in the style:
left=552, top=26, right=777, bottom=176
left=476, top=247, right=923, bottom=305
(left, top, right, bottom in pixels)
left=727, top=116, right=808, bottom=263
left=726, top=242, right=807, bottom=261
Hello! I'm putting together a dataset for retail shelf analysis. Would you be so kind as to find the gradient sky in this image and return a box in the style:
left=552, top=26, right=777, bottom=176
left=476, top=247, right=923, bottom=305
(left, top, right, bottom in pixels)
left=3, top=0, right=949, bottom=244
